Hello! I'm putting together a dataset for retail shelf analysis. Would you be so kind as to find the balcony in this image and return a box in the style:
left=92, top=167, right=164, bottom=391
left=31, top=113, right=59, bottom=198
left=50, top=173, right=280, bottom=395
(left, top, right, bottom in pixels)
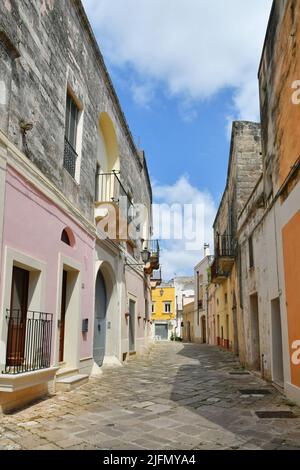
left=210, top=258, right=228, bottom=284
left=95, top=171, right=138, bottom=243
left=150, top=268, right=162, bottom=287
left=4, top=309, right=53, bottom=375
left=147, top=239, right=160, bottom=269
left=215, top=234, right=236, bottom=274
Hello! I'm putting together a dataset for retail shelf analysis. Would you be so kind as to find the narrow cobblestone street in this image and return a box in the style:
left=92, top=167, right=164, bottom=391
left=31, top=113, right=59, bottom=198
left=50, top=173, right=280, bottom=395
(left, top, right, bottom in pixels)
left=1, top=343, right=300, bottom=450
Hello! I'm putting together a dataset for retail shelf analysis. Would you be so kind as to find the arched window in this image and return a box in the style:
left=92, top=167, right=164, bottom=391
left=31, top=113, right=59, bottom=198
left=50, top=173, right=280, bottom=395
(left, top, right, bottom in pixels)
left=61, top=227, right=75, bottom=247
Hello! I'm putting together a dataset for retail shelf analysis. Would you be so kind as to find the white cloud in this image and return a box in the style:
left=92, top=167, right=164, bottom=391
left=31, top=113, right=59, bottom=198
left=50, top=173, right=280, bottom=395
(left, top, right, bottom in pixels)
left=152, top=175, right=217, bottom=280
left=130, top=81, right=155, bottom=108
left=82, top=0, right=272, bottom=121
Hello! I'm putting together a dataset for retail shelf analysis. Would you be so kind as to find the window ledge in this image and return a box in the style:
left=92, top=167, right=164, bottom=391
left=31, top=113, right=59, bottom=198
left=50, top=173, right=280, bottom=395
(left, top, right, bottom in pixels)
left=0, top=367, right=59, bottom=393
left=62, top=167, right=80, bottom=187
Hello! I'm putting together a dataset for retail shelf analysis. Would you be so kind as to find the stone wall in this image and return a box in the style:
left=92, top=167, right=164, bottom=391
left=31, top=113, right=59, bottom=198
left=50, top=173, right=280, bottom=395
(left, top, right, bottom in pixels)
left=259, top=0, right=300, bottom=193
left=214, top=121, right=262, bottom=237
left=0, top=0, right=152, bottom=224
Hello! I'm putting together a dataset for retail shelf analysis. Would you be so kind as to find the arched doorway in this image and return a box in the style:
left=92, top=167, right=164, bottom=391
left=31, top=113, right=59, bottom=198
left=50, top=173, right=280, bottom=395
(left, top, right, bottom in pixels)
left=94, top=270, right=107, bottom=366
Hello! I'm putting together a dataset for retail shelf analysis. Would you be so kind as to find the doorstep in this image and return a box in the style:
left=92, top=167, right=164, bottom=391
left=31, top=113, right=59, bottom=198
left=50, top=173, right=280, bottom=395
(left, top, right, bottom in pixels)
left=55, top=374, right=89, bottom=392
left=0, top=367, right=59, bottom=393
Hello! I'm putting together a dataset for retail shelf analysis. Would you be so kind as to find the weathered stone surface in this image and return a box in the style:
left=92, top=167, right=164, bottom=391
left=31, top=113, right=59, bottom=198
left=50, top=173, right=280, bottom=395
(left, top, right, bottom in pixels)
left=0, top=0, right=152, bottom=222
left=0, top=342, right=299, bottom=450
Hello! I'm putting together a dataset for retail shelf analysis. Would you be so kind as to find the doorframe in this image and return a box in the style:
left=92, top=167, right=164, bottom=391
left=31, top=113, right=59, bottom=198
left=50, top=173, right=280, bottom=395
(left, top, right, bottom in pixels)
left=93, top=259, right=119, bottom=366
left=128, top=293, right=137, bottom=353
left=0, top=247, right=46, bottom=371
left=249, top=292, right=261, bottom=371
left=93, top=268, right=108, bottom=366
left=55, top=254, right=81, bottom=370
left=7, top=266, right=30, bottom=366
left=271, top=297, right=284, bottom=386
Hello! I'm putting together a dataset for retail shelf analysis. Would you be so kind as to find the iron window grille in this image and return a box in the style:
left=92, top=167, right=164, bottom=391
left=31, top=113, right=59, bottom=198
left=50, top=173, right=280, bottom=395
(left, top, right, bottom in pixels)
left=64, top=92, right=79, bottom=178
left=64, top=137, right=78, bottom=179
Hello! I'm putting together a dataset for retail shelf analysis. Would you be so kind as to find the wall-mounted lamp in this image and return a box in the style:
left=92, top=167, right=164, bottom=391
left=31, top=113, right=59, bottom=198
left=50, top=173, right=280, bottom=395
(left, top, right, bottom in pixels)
left=125, top=248, right=151, bottom=267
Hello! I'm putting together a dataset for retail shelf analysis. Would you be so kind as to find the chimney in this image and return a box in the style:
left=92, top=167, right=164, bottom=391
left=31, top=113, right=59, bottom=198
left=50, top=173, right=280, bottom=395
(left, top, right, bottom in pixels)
left=204, top=243, right=210, bottom=257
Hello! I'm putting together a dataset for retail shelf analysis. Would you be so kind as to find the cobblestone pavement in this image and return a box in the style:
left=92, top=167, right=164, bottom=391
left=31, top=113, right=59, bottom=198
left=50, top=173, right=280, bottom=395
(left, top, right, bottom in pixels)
left=1, top=342, right=300, bottom=450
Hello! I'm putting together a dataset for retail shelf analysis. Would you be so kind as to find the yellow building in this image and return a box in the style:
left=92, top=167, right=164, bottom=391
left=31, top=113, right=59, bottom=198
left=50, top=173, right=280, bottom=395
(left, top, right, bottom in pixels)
left=151, top=283, right=175, bottom=340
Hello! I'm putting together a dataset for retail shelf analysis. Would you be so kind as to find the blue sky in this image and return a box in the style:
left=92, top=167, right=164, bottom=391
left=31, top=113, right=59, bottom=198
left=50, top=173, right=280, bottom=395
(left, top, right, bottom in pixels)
left=82, top=0, right=272, bottom=278
left=110, top=68, right=231, bottom=202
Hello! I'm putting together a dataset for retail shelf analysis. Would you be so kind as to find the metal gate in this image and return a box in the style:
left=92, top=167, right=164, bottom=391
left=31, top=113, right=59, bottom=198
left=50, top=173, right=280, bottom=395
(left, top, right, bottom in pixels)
left=155, top=323, right=168, bottom=340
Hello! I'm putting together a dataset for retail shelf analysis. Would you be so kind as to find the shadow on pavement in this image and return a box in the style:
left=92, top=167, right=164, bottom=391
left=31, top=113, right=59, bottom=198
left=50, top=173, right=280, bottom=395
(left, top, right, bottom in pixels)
left=168, top=343, right=300, bottom=450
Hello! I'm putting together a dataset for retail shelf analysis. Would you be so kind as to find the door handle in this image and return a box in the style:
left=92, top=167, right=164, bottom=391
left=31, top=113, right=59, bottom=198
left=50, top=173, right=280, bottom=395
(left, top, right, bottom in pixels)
left=98, top=324, right=101, bottom=332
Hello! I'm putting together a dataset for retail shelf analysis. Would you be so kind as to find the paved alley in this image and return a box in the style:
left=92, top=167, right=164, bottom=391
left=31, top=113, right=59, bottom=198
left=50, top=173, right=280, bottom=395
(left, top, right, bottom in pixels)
left=1, top=342, right=300, bottom=450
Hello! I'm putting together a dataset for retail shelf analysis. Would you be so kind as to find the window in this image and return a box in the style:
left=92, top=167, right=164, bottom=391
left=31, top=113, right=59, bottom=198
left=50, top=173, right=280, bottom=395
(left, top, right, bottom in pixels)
left=152, top=303, right=155, bottom=314
left=64, top=92, right=79, bottom=178
left=164, top=302, right=172, bottom=314
left=61, top=229, right=71, bottom=246
left=60, top=227, right=75, bottom=247
left=249, top=235, right=254, bottom=268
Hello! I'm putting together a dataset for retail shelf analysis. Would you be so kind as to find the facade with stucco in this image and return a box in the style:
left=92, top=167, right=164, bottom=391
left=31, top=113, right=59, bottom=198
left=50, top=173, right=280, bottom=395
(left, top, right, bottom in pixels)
left=0, top=0, right=156, bottom=412
left=209, top=121, right=262, bottom=355
left=257, top=0, right=300, bottom=404
left=194, top=252, right=211, bottom=344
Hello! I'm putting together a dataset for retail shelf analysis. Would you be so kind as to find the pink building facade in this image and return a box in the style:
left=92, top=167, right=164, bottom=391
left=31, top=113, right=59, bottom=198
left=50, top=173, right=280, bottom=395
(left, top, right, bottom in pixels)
left=0, top=1, right=157, bottom=413
left=0, top=136, right=96, bottom=411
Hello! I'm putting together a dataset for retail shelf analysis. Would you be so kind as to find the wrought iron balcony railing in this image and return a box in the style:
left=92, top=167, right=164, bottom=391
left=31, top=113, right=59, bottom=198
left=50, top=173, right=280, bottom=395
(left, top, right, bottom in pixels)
left=63, top=137, right=78, bottom=179
left=4, top=309, right=53, bottom=375
left=151, top=268, right=162, bottom=284
left=215, top=234, right=236, bottom=258
left=143, top=239, right=160, bottom=271
left=148, top=239, right=160, bottom=257
left=210, top=258, right=229, bottom=283
left=95, top=171, right=137, bottom=228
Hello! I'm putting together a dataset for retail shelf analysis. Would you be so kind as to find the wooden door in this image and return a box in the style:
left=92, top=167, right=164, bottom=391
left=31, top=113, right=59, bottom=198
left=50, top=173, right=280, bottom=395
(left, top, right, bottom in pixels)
left=202, top=316, right=207, bottom=344
left=7, top=266, right=29, bottom=366
left=93, top=270, right=107, bottom=366
left=59, top=270, right=67, bottom=363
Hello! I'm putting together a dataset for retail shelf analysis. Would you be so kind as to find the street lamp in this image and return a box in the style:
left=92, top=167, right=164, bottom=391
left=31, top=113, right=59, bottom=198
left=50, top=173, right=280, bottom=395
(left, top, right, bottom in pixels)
left=125, top=247, right=151, bottom=267
left=141, top=247, right=151, bottom=264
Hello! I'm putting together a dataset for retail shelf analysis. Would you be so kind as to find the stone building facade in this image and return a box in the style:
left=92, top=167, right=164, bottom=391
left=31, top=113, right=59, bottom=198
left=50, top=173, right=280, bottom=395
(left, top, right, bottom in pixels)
left=207, top=0, right=300, bottom=407
left=0, top=0, right=157, bottom=412
left=194, top=248, right=211, bottom=344
left=182, top=299, right=195, bottom=343
left=210, top=121, right=262, bottom=354
left=256, top=0, right=300, bottom=403
left=237, top=175, right=280, bottom=381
